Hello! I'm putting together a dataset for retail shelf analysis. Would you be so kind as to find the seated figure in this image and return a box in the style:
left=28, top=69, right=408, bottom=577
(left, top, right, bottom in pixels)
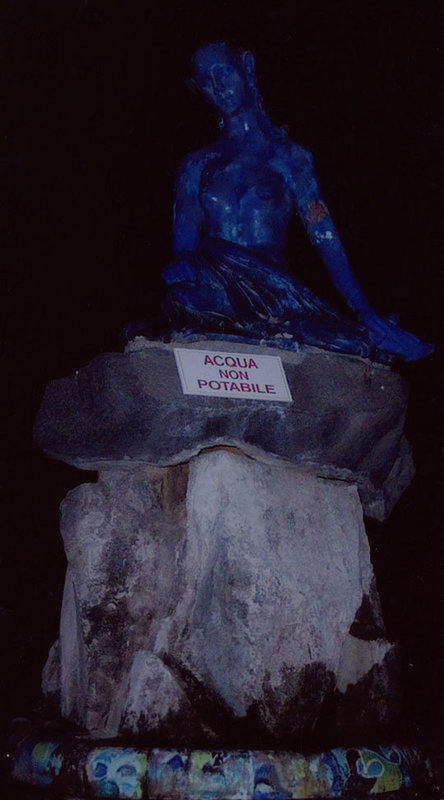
left=161, top=42, right=432, bottom=363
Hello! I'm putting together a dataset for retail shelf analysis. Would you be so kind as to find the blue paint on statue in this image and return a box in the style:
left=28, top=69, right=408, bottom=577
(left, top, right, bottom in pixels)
left=160, top=43, right=433, bottom=363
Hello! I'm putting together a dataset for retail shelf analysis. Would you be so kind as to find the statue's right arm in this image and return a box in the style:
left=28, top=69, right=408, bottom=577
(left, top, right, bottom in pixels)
left=287, top=144, right=433, bottom=361
left=163, top=155, right=204, bottom=285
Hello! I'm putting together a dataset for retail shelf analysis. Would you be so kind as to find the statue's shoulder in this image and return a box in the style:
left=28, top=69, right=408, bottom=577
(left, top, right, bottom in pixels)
left=275, top=141, right=317, bottom=193
left=174, top=147, right=216, bottom=199
left=177, top=145, right=220, bottom=180
left=284, top=141, right=315, bottom=172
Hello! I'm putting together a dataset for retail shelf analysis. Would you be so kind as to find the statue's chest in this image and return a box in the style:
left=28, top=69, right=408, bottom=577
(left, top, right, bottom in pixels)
left=200, top=155, right=290, bottom=215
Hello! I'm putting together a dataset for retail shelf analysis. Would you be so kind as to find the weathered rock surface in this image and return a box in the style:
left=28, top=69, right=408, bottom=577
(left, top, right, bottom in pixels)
left=43, top=451, right=398, bottom=745
left=34, top=340, right=413, bottom=521
left=37, top=341, right=411, bottom=746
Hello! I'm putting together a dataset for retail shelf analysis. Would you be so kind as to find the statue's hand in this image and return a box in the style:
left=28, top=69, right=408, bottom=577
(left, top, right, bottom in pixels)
left=361, top=310, right=434, bottom=361
left=162, top=258, right=197, bottom=285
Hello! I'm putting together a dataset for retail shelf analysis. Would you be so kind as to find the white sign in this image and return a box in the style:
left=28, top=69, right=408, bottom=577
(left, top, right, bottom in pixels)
left=174, top=348, right=293, bottom=402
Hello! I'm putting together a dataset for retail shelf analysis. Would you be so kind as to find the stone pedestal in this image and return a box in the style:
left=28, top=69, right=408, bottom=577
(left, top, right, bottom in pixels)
left=34, top=340, right=413, bottom=747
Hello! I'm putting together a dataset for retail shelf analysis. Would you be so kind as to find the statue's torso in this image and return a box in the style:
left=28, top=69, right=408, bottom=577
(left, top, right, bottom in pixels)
left=198, top=145, right=294, bottom=251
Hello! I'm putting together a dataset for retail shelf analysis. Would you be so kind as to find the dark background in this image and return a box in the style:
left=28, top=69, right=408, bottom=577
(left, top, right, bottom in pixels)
left=1, top=0, right=443, bottom=778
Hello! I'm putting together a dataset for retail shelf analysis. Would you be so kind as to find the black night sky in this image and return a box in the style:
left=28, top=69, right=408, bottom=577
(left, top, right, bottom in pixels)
left=1, top=0, right=443, bottom=785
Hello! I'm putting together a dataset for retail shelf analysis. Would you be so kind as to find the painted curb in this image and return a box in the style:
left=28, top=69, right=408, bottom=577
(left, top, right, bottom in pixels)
left=11, top=736, right=433, bottom=799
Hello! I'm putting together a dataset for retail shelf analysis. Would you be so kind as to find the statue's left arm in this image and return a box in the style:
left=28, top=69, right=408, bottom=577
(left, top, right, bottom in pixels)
left=289, top=145, right=433, bottom=360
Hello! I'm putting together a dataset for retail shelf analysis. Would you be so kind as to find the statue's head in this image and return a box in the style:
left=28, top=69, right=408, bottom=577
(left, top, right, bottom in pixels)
left=190, top=42, right=257, bottom=116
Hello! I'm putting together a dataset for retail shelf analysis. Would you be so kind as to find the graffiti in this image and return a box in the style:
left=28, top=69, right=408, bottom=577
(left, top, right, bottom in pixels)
left=11, top=734, right=433, bottom=798
left=87, top=748, right=148, bottom=799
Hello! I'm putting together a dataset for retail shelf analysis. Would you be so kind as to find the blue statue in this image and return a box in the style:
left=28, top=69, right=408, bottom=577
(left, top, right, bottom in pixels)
left=161, top=42, right=432, bottom=362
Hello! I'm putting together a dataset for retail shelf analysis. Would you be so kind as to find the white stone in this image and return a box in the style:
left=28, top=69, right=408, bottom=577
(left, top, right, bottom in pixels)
left=43, top=450, right=396, bottom=742
left=163, top=451, right=381, bottom=724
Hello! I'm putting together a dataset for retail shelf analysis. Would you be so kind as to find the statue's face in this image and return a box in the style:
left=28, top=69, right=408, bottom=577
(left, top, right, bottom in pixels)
left=192, top=45, right=248, bottom=116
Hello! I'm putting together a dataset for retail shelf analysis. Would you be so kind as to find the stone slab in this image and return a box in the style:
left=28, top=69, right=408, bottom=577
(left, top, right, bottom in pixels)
left=33, top=340, right=413, bottom=520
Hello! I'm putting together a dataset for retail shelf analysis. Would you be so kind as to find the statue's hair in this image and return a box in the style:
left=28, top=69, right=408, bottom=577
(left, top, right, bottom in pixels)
left=191, top=42, right=287, bottom=143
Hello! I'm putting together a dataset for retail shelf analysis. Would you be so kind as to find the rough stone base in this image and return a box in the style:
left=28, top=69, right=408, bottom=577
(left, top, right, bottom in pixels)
left=43, top=449, right=398, bottom=746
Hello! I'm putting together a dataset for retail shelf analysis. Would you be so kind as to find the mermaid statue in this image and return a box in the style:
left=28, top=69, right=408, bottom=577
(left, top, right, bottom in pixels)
left=155, top=43, right=432, bottom=363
